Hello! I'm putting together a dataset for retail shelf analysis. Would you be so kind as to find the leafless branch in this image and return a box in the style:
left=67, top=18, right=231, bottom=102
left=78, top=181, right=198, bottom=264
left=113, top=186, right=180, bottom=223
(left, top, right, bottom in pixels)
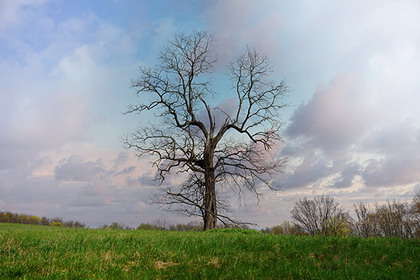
left=125, top=32, right=287, bottom=230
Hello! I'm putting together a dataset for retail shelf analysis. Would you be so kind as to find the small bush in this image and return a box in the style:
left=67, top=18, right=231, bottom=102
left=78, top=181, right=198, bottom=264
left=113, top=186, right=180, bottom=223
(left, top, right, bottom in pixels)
left=263, top=221, right=306, bottom=235
left=49, top=221, right=63, bottom=227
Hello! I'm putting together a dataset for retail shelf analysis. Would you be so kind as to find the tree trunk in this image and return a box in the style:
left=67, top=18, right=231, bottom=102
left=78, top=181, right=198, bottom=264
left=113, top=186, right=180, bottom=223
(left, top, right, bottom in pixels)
left=203, top=169, right=217, bottom=230
left=203, top=146, right=217, bottom=230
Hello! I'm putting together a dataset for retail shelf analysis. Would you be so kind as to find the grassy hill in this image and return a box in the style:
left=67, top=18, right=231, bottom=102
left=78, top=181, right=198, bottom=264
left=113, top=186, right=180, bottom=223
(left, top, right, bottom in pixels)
left=0, top=223, right=419, bottom=279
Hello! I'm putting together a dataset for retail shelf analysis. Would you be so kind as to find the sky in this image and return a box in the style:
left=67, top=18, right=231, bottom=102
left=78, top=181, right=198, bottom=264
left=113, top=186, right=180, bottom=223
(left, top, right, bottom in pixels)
left=1, top=0, right=420, bottom=228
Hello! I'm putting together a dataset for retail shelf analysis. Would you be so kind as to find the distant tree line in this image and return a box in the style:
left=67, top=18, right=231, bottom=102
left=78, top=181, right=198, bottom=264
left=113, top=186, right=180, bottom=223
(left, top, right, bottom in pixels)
left=2, top=192, right=418, bottom=238
left=0, top=211, right=85, bottom=228
left=263, top=192, right=420, bottom=239
left=0, top=211, right=240, bottom=232
left=101, top=220, right=245, bottom=231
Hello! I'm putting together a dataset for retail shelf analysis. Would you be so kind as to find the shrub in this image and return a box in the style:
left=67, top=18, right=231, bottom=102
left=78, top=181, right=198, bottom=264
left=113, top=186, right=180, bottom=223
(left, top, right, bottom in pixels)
left=263, top=221, right=305, bottom=235
left=50, top=221, right=63, bottom=227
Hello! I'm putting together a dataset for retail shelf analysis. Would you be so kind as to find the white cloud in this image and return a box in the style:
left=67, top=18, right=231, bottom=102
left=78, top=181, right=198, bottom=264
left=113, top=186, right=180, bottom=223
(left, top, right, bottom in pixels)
left=205, top=0, right=420, bottom=218
left=0, top=3, right=165, bottom=226
left=0, top=0, right=47, bottom=30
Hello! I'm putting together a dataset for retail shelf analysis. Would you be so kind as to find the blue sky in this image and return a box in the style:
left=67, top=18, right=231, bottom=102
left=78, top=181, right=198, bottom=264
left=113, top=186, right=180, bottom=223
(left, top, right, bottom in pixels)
left=1, top=0, right=420, bottom=227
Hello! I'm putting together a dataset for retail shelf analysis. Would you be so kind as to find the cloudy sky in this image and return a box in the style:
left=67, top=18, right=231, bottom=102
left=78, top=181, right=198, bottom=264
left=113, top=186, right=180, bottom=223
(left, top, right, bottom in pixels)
left=1, top=0, right=420, bottom=228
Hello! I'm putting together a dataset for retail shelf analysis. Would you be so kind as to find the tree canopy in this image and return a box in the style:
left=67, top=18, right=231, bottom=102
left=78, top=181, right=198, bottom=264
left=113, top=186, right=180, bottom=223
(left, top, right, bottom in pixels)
left=125, top=32, right=287, bottom=230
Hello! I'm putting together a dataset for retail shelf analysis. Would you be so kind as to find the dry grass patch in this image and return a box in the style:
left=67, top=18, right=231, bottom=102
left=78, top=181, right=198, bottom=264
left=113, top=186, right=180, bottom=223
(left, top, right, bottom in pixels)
left=154, top=261, right=179, bottom=270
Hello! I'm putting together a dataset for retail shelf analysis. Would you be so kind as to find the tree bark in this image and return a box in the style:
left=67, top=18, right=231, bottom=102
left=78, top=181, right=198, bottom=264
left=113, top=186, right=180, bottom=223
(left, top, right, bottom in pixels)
left=203, top=147, right=217, bottom=230
left=203, top=169, right=217, bottom=230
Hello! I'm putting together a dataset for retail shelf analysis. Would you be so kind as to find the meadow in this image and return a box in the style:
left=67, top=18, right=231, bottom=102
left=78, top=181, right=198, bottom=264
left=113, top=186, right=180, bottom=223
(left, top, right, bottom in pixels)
left=0, top=223, right=419, bottom=279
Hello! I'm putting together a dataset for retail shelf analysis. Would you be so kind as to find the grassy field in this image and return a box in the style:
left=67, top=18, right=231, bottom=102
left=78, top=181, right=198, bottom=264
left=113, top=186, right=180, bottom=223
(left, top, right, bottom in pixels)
left=0, top=223, right=419, bottom=279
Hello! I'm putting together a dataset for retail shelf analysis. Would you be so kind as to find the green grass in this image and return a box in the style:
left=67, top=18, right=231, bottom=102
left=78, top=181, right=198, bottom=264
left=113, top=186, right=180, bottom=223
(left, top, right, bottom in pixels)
left=0, top=223, right=419, bottom=279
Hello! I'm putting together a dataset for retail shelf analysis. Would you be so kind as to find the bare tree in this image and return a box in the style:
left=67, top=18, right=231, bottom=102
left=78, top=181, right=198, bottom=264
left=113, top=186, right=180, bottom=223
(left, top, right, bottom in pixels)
left=352, top=198, right=419, bottom=238
left=352, top=202, right=380, bottom=237
left=410, top=192, right=420, bottom=237
left=125, top=32, right=287, bottom=230
left=291, top=195, right=349, bottom=236
left=374, top=200, right=417, bottom=238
